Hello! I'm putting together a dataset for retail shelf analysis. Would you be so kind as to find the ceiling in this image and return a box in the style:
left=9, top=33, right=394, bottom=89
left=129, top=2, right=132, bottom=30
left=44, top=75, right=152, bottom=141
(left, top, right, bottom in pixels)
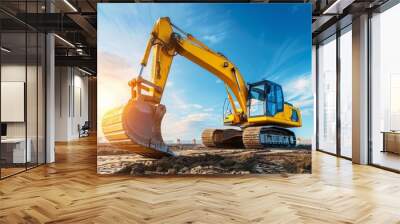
left=0, top=0, right=394, bottom=75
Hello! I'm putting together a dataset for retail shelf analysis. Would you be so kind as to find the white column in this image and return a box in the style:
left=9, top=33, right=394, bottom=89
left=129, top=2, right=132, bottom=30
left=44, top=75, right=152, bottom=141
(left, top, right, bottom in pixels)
left=352, top=14, right=369, bottom=164
left=312, top=45, right=317, bottom=151
left=46, top=33, right=55, bottom=163
left=46, top=1, right=55, bottom=163
left=55, top=67, right=73, bottom=141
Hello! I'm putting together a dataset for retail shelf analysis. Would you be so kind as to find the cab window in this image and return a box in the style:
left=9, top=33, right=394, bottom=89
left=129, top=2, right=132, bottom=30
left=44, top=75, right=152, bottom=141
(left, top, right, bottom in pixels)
left=266, top=84, right=276, bottom=116
left=248, top=84, right=265, bottom=117
left=276, top=85, right=284, bottom=112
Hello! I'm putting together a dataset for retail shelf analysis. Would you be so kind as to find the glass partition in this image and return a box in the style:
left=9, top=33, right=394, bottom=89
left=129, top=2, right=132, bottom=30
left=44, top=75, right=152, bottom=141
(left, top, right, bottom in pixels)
left=0, top=1, right=46, bottom=179
left=27, top=31, right=38, bottom=169
left=1, top=30, right=28, bottom=177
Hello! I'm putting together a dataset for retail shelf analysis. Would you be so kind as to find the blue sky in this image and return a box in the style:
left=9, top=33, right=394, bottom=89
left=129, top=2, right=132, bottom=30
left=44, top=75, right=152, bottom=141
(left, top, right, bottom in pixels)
left=97, top=3, right=312, bottom=142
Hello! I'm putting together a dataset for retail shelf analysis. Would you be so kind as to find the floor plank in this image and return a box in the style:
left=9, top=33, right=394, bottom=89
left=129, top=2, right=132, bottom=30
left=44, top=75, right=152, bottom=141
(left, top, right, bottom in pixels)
left=0, top=136, right=400, bottom=223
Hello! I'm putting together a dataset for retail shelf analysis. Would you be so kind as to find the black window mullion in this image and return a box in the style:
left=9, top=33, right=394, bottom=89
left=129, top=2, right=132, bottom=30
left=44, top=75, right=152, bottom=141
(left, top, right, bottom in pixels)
left=336, top=29, right=341, bottom=157
left=0, top=22, right=2, bottom=179
left=367, top=11, right=373, bottom=165
left=36, top=0, right=39, bottom=167
left=316, top=44, right=319, bottom=150
left=25, top=0, right=28, bottom=171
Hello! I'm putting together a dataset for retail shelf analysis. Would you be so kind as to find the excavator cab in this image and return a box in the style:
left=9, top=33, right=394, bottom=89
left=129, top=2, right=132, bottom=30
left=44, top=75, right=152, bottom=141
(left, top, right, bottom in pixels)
left=248, top=80, right=284, bottom=118
left=224, top=79, right=296, bottom=127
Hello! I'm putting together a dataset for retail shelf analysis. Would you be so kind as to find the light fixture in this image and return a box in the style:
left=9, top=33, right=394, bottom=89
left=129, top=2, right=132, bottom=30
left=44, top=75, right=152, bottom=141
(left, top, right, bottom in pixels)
left=54, top=34, right=75, bottom=48
left=1, top=47, right=11, bottom=53
left=322, top=0, right=354, bottom=15
left=78, top=67, right=93, bottom=76
left=76, top=48, right=86, bottom=56
left=63, top=0, right=78, bottom=12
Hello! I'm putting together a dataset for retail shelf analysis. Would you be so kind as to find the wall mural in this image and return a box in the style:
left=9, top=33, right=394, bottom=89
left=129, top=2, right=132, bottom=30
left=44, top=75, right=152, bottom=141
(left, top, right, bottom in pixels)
left=97, top=3, right=312, bottom=175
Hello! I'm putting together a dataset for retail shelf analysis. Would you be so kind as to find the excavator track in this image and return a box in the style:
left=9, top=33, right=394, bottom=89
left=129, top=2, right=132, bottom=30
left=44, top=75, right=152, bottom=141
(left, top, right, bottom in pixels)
left=243, top=126, right=296, bottom=149
left=102, top=100, right=174, bottom=159
left=242, top=127, right=264, bottom=149
left=201, top=128, right=243, bottom=148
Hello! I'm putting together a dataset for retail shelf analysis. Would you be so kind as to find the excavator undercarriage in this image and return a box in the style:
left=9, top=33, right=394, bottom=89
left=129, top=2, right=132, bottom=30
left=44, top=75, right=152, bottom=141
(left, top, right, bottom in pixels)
left=201, top=129, right=244, bottom=148
left=201, top=126, right=296, bottom=149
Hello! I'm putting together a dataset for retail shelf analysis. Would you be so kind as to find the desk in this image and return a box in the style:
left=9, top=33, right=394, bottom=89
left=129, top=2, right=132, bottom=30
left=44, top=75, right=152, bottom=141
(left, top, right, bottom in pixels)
left=382, top=131, right=400, bottom=154
left=1, top=138, right=31, bottom=163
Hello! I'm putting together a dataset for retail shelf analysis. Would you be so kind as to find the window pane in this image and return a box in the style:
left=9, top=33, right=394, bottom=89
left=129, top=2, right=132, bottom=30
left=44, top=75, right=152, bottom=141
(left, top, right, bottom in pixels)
left=371, top=4, right=400, bottom=171
left=318, top=36, right=337, bottom=154
left=340, top=28, right=352, bottom=158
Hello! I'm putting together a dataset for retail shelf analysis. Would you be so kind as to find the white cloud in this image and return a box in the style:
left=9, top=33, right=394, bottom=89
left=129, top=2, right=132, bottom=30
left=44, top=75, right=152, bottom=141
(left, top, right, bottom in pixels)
left=166, top=90, right=204, bottom=110
left=192, top=104, right=203, bottom=109
left=203, top=33, right=225, bottom=44
left=160, top=88, right=222, bottom=141
left=97, top=52, right=137, bottom=142
left=262, top=38, right=308, bottom=80
left=184, top=113, right=211, bottom=122
left=166, top=81, right=174, bottom=87
left=216, top=79, right=222, bottom=84
left=291, top=76, right=310, bottom=92
left=282, top=74, right=314, bottom=114
left=162, top=111, right=218, bottom=141
left=191, top=19, right=231, bottom=45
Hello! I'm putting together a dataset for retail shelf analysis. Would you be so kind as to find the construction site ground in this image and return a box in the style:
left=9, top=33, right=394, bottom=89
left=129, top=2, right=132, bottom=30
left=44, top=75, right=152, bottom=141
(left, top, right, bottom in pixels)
left=97, top=143, right=311, bottom=175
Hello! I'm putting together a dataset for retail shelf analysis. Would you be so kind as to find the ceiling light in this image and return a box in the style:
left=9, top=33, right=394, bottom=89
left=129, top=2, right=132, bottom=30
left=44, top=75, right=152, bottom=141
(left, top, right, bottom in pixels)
left=54, top=34, right=75, bottom=48
left=1, top=47, right=11, bottom=53
left=76, top=48, right=85, bottom=55
left=322, top=0, right=354, bottom=15
left=78, top=67, right=93, bottom=76
left=63, top=0, right=78, bottom=12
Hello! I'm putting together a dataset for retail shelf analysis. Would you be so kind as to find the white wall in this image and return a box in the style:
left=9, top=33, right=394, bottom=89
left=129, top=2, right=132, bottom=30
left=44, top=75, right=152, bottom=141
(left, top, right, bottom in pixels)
left=55, top=67, right=89, bottom=141
left=55, top=67, right=70, bottom=141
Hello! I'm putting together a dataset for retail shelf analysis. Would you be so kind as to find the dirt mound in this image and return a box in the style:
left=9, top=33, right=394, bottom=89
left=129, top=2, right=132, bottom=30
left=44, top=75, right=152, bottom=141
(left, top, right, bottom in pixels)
left=116, top=147, right=311, bottom=175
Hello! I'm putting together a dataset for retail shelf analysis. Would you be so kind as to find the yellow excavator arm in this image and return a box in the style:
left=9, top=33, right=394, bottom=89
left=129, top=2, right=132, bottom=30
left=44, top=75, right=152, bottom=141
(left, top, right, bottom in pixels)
left=133, top=17, right=247, bottom=124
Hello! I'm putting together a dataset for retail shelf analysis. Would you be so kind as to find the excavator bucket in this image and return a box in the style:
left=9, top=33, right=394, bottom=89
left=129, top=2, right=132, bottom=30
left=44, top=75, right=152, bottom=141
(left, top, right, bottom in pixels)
left=102, top=99, right=174, bottom=159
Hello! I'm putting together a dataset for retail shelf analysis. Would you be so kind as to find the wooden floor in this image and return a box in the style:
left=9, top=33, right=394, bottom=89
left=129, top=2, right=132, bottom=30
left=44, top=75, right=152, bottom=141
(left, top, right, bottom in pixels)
left=1, top=167, right=26, bottom=178
left=373, top=150, right=400, bottom=171
left=1, top=137, right=400, bottom=223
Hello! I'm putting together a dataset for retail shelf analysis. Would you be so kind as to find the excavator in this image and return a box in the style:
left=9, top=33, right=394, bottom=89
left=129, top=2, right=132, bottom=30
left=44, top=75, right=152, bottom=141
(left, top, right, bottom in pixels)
left=102, top=17, right=302, bottom=159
